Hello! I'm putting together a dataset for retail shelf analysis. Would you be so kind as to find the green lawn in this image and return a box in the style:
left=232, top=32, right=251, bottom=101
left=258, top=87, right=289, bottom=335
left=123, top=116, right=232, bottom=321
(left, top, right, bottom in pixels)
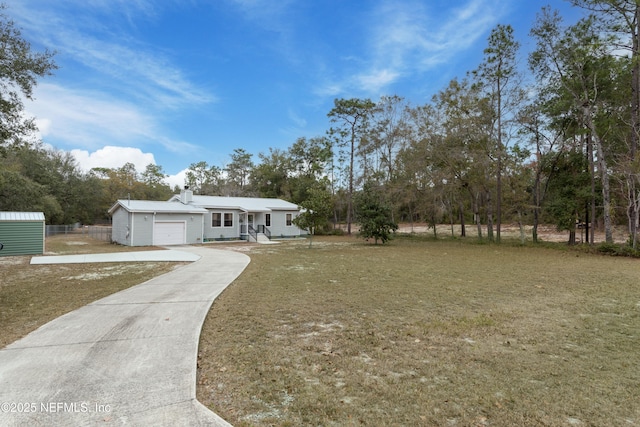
left=197, top=235, right=640, bottom=426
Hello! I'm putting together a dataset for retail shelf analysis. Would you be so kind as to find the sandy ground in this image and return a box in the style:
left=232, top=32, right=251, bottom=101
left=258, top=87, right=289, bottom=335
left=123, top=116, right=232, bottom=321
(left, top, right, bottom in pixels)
left=395, top=223, right=629, bottom=244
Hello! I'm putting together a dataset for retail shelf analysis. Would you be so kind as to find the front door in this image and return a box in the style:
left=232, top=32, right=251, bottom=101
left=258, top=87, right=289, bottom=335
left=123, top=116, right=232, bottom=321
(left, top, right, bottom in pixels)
left=247, top=214, right=254, bottom=229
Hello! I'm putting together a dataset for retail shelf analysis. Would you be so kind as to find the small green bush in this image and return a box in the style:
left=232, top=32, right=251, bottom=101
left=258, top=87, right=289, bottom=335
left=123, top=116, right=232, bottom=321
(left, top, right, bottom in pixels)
left=596, top=242, right=640, bottom=257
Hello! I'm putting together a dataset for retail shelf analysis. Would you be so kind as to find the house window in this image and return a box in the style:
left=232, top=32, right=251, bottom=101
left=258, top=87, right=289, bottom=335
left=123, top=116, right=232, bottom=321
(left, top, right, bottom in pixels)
left=224, top=213, right=233, bottom=227
left=212, top=213, right=221, bottom=227
left=286, top=213, right=292, bottom=226
left=265, top=214, right=271, bottom=227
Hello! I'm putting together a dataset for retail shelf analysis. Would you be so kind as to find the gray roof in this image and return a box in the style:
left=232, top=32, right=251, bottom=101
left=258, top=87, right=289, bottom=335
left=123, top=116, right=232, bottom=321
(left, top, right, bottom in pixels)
left=0, top=212, right=45, bottom=221
left=109, top=200, right=208, bottom=215
left=170, top=195, right=300, bottom=212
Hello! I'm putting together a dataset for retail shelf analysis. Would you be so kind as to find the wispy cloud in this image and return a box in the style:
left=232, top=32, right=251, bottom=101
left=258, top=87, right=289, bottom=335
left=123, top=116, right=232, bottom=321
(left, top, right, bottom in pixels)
left=321, top=0, right=505, bottom=96
left=226, top=0, right=297, bottom=30
left=8, top=0, right=213, bottom=108
left=8, top=0, right=206, bottom=170
left=355, top=69, right=401, bottom=93
left=28, top=83, right=199, bottom=153
left=287, top=108, right=307, bottom=128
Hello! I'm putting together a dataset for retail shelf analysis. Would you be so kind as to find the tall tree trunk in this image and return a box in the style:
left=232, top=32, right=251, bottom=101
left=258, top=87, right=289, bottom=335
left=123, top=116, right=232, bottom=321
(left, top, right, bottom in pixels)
left=596, top=144, right=613, bottom=244
left=496, top=78, right=503, bottom=244
left=587, top=133, right=596, bottom=244
left=586, top=112, right=613, bottom=244
left=447, top=199, right=455, bottom=237
left=517, top=210, right=525, bottom=244
left=533, top=171, right=541, bottom=243
left=459, top=201, right=466, bottom=237
left=533, top=132, right=542, bottom=244
left=473, top=192, right=483, bottom=239
left=632, top=4, right=640, bottom=159
left=627, top=175, right=640, bottom=248
left=347, top=135, right=354, bottom=235
left=496, top=155, right=502, bottom=243
left=486, top=188, right=494, bottom=241
left=630, top=5, right=640, bottom=248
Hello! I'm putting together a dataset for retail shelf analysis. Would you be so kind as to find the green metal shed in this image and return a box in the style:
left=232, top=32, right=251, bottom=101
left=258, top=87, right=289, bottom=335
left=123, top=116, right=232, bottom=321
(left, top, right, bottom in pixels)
left=0, top=212, right=45, bottom=257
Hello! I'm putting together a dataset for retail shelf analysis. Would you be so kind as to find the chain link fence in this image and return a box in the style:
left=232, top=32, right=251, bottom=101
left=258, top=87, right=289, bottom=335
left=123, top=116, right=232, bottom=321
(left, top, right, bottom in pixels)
left=45, top=224, right=112, bottom=242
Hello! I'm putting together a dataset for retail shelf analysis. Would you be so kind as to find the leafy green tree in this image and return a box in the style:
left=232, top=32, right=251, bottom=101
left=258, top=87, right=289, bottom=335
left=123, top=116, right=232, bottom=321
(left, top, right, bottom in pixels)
left=543, top=149, right=593, bottom=244
left=0, top=144, right=103, bottom=223
left=224, top=148, right=254, bottom=196
left=288, top=136, right=333, bottom=204
left=140, top=163, right=173, bottom=200
left=530, top=9, right=620, bottom=243
left=429, top=78, right=495, bottom=239
left=327, top=98, right=377, bottom=234
left=355, top=181, right=398, bottom=244
left=289, top=136, right=332, bottom=179
left=473, top=24, right=524, bottom=242
left=0, top=4, right=56, bottom=152
left=251, top=148, right=292, bottom=198
left=91, top=163, right=148, bottom=218
left=293, top=183, right=333, bottom=248
left=366, top=95, right=410, bottom=184
left=0, top=167, right=47, bottom=212
left=569, top=0, right=640, bottom=247
left=185, top=161, right=221, bottom=195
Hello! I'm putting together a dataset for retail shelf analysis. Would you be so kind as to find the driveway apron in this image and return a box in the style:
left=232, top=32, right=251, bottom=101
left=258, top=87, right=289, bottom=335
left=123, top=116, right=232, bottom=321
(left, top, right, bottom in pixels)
left=0, top=246, right=250, bottom=426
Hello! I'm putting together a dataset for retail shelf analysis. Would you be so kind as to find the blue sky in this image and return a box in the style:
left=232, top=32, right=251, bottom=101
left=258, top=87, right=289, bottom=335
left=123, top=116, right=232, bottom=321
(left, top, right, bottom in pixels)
left=6, top=0, right=582, bottom=188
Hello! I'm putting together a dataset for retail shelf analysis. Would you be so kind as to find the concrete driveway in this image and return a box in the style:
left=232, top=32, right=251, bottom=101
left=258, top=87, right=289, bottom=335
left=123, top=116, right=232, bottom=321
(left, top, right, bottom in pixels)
left=0, top=246, right=250, bottom=426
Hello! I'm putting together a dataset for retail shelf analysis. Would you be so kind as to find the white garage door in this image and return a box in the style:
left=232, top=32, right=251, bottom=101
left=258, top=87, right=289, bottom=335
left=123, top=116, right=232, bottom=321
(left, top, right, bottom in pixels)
left=154, top=221, right=185, bottom=245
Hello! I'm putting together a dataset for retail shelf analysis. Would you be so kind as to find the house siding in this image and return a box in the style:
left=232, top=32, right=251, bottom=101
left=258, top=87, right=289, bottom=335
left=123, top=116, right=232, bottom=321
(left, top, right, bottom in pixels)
left=131, top=213, right=153, bottom=246
left=111, top=207, right=131, bottom=245
left=268, top=210, right=301, bottom=238
left=0, top=217, right=45, bottom=257
left=204, top=210, right=241, bottom=241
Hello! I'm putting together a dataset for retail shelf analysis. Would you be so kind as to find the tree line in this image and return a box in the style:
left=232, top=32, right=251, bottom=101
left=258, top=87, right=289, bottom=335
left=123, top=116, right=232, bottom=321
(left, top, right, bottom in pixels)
left=2, top=1, right=640, bottom=247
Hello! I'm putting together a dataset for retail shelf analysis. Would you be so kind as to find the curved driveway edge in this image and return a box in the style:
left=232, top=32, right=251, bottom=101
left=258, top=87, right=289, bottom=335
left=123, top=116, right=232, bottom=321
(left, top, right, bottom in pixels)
left=29, top=249, right=202, bottom=264
left=0, top=246, right=249, bottom=426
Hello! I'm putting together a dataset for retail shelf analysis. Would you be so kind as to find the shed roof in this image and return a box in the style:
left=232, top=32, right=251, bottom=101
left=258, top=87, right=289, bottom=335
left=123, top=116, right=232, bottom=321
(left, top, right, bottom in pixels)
left=0, top=212, right=45, bottom=221
left=173, top=195, right=299, bottom=212
left=108, top=200, right=208, bottom=215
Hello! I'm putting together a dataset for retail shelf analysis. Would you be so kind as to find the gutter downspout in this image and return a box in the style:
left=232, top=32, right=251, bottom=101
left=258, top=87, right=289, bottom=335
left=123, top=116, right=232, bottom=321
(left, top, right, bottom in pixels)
left=200, top=213, right=204, bottom=244
left=130, top=211, right=135, bottom=246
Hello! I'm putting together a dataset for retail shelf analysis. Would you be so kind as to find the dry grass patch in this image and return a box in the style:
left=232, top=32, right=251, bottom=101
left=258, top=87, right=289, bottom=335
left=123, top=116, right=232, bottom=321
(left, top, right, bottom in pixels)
left=198, top=235, right=640, bottom=426
left=0, top=235, right=184, bottom=347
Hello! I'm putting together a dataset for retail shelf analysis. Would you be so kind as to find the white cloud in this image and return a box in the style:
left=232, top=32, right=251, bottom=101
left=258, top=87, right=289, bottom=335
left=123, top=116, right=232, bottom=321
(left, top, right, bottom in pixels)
left=26, top=83, right=200, bottom=155
left=323, top=0, right=506, bottom=95
left=72, top=146, right=156, bottom=172
left=313, top=83, right=344, bottom=98
left=26, top=83, right=155, bottom=148
left=356, top=69, right=400, bottom=93
left=72, top=146, right=187, bottom=189
left=166, top=169, right=188, bottom=189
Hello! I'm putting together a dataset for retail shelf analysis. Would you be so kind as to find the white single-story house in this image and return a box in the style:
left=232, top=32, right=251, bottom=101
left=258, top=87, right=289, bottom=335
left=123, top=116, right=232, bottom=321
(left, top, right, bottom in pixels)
left=109, top=189, right=305, bottom=246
